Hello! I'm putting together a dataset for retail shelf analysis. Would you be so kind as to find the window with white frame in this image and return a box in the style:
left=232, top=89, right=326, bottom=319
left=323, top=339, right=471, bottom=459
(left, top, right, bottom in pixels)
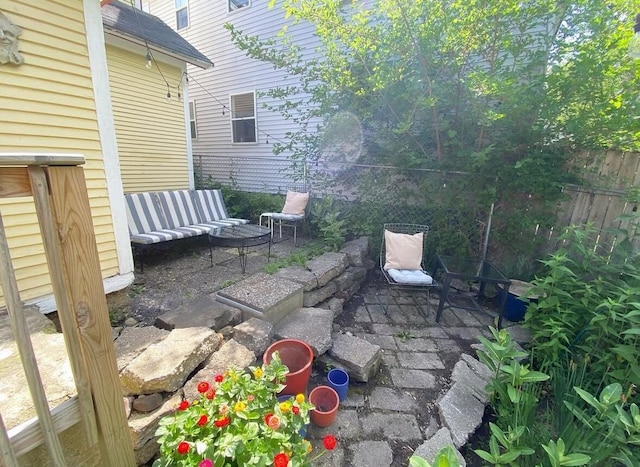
left=189, top=101, right=197, bottom=139
left=228, top=0, right=250, bottom=13
left=175, top=0, right=189, bottom=30
left=230, top=92, right=257, bottom=143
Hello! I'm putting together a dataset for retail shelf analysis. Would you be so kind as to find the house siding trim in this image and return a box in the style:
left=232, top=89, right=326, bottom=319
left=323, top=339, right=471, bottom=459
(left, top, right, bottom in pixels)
left=84, top=0, right=135, bottom=280
left=182, top=73, right=195, bottom=188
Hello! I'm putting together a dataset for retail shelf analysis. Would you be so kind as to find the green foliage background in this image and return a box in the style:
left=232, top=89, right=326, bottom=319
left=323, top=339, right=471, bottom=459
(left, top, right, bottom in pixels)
left=224, top=0, right=640, bottom=270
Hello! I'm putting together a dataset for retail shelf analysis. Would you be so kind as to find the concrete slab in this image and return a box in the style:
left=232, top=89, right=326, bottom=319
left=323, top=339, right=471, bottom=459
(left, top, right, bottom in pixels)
left=349, top=441, right=393, bottom=467
left=389, top=368, right=436, bottom=389
left=308, top=409, right=361, bottom=440
left=216, top=272, right=303, bottom=324
left=396, top=351, right=446, bottom=370
left=361, top=412, right=423, bottom=440
left=274, top=307, right=334, bottom=356
left=438, top=382, right=486, bottom=448
left=233, top=317, right=273, bottom=356
left=155, top=294, right=241, bottom=332
left=368, top=387, right=420, bottom=412
left=413, top=427, right=467, bottom=466
left=328, top=332, right=382, bottom=382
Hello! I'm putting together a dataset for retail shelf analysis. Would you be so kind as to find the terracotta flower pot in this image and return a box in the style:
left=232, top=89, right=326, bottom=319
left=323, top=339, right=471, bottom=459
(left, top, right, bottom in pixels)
left=309, top=385, right=339, bottom=427
left=263, top=339, right=314, bottom=396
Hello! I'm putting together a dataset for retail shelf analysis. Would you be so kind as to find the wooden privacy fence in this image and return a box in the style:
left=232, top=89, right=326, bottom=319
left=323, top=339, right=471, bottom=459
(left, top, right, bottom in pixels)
left=0, top=154, right=134, bottom=466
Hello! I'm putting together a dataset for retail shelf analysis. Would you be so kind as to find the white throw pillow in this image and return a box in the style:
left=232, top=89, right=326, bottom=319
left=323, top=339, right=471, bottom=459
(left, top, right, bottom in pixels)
left=383, top=230, right=423, bottom=270
left=281, top=191, right=309, bottom=216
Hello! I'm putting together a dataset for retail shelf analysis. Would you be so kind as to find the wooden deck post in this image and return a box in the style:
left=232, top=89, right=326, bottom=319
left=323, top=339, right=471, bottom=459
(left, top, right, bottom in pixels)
left=38, top=165, right=135, bottom=466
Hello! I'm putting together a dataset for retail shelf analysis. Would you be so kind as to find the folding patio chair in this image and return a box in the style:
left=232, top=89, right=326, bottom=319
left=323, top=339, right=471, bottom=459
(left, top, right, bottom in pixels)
left=260, top=184, right=310, bottom=246
left=379, top=223, right=438, bottom=318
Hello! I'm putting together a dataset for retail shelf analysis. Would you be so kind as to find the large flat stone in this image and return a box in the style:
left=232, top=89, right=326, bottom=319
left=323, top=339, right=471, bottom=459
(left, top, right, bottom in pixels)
left=303, top=281, right=337, bottom=307
left=0, top=332, right=75, bottom=430
left=340, top=236, right=369, bottom=267
left=233, top=318, right=273, bottom=356
left=451, top=359, right=489, bottom=403
left=368, top=387, right=419, bottom=412
left=349, top=440, right=393, bottom=467
left=114, top=326, right=169, bottom=371
left=183, top=339, right=256, bottom=401
left=413, top=428, right=467, bottom=466
left=361, top=412, right=422, bottom=440
left=438, top=381, right=486, bottom=447
left=128, top=392, right=181, bottom=463
left=155, top=294, right=241, bottom=332
left=274, top=307, right=334, bottom=356
left=306, top=252, right=349, bottom=287
left=275, top=265, right=318, bottom=291
left=332, top=266, right=367, bottom=293
left=327, top=332, right=381, bottom=382
left=216, top=273, right=303, bottom=324
left=120, top=327, right=222, bottom=395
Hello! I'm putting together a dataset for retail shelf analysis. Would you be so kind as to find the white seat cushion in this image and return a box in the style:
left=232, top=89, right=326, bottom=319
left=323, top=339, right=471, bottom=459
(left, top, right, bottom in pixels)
left=387, top=269, right=433, bottom=285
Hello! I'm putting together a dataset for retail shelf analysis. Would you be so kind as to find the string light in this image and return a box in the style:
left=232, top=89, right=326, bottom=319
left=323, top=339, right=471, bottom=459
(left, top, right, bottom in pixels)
left=145, top=49, right=152, bottom=69
left=167, top=85, right=172, bottom=102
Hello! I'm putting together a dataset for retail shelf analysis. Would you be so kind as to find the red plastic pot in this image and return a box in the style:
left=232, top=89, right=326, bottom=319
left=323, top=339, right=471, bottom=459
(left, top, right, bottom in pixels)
left=309, top=385, right=339, bottom=427
left=263, top=339, right=314, bottom=396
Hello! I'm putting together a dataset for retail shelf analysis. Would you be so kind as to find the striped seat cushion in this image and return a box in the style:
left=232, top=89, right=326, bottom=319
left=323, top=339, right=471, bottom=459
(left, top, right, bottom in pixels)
left=157, top=190, right=212, bottom=235
left=192, top=189, right=249, bottom=225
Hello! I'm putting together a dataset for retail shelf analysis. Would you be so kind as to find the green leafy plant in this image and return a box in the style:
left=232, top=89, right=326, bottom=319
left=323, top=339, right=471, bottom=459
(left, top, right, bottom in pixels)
left=409, top=445, right=460, bottom=466
left=153, top=353, right=337, bottom=466
left=395, top=330, right=416, bottom=343
left=309, top=196, right=347, bottom=251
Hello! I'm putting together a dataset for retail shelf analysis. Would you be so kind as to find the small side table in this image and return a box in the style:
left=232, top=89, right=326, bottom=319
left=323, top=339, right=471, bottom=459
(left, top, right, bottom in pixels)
left=434, top=255, right=511, bottom=328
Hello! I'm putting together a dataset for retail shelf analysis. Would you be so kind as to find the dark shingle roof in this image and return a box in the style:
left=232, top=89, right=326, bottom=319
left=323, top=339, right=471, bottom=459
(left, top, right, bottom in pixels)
left=101, top=0, right=213, bottom=69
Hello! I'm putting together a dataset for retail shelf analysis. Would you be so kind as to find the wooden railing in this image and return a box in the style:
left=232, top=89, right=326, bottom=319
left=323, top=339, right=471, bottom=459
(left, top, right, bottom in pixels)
left=0, top=154, right=134, bottom=466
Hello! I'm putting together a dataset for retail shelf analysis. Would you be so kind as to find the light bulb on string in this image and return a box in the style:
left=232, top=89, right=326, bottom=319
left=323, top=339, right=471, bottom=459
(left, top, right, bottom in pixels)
left=222, top=106, right=225, bottom=116
left=629, top=13, right=640, bottom=59
left=145, top=49, right=152, bottom=69
left=166, top=86, right=172, bottom=102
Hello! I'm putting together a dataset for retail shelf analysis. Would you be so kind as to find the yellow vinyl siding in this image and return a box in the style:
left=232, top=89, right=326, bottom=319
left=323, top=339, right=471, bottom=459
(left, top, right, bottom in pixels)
left=106, top=44, right=190, bottom=193
left=0, top=0, right=119, bottom=305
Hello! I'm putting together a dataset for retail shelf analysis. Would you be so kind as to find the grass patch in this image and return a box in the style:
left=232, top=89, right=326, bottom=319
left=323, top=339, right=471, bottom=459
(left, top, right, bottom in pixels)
left=263, top=242, right=327, bottom=274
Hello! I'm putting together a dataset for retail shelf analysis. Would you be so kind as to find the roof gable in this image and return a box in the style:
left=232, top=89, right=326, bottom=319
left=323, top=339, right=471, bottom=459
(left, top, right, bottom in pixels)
left=101, top=0, right=213, bottom=69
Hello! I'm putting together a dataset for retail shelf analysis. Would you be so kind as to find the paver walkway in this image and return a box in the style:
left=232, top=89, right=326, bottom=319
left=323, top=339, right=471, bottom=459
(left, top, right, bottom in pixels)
left=304, top=277, right=525, bottom=466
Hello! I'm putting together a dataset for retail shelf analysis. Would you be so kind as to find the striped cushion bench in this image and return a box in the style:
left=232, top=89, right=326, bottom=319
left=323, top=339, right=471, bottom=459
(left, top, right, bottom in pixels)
left=124, top=189, right=248, bottom=271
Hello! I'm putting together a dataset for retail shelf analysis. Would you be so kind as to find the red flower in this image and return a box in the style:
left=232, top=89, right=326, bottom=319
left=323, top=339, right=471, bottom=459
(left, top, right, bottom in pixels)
left=323, top=435, right=337, bottom=450
left=205, top=388, right=216, bottom=400
left=197, top=414, right=208, bottom=426
left=178, top=400, right=190, bottom=411
left=197, top=381, right=210, bottom=393
left=214, top=417, right=230, bottom=428
left=264, top=413, right=273, bottom=424
left=292, top=406, right=300, bottom=415
left=214, top=374, right=224, bottom=383
left=273, top=452, right=289, bottom=467
left=177, top=441, right=190, bottom=454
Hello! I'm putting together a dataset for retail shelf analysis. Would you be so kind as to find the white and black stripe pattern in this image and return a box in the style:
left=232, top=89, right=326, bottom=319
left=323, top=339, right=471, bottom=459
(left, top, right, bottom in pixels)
left=192, top=189, right=249, bottom=225
left=157, top=190, right=213, bottom=236
left=125, top=192, right=167, bottom=236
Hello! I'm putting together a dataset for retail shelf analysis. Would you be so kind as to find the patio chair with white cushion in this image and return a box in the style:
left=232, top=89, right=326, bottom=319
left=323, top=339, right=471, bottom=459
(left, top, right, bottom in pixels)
left=379, top=223, right=438, bottom=318
left=260, top=185, right=310, bottom=246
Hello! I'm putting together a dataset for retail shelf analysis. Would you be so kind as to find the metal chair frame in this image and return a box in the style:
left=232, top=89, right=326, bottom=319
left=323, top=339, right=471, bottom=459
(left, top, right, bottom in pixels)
left=378, top=223, right=439, bottom=319
left=261, top=184, right=310, bottom=246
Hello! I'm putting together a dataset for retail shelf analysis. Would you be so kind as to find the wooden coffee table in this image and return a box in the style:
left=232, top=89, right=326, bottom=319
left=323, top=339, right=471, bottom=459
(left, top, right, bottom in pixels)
left=208, top=224, right=271, bottom=273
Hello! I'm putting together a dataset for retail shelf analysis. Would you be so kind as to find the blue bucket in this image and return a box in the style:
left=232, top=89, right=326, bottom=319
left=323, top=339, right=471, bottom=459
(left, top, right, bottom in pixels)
left=497, top=280, right=537, bottom=322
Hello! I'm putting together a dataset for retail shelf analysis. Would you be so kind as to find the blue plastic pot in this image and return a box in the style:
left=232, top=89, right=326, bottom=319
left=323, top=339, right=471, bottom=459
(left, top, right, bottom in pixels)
left=327, top=368, right=349, bottom=402
left=497, top=280, right=537, bottom=322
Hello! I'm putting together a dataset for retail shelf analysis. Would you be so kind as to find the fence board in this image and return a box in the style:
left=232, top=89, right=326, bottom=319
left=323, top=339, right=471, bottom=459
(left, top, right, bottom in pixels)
left=0, top=413, right=18, bottom=467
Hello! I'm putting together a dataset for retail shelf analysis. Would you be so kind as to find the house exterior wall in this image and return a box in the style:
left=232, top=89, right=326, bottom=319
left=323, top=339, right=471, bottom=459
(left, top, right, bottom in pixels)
left=105, top=42, right=192, bottom=193
left=147, top=0, right=320, bottom=192
left=0, top=0, right=125, bottom=309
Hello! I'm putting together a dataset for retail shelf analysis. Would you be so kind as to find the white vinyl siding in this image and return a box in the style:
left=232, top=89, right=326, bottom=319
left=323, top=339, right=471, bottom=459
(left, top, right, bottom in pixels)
left=230, top=92, right=257, bottom=143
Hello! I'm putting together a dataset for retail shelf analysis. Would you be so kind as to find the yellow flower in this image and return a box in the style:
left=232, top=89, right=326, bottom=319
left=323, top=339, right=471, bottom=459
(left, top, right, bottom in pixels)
left=295, top=393, right=305, bottom=404
left=234, top=401, right=246, bottom=412
left=253, top=368, right=263, bottom=379
left=304, top=440, right=313, bottom=454
left=279, top=401, right=291, bottom=413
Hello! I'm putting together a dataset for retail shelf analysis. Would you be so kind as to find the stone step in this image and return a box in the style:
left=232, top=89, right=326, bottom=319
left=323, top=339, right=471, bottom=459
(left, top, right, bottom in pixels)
left=155, top=293, right=241, bottom=332
left=216, top=272, right=303, bottom=325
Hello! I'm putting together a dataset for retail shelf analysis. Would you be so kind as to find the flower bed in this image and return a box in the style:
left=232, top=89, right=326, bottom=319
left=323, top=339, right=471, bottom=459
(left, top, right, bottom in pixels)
left=153, top=352, right=336, bottom=466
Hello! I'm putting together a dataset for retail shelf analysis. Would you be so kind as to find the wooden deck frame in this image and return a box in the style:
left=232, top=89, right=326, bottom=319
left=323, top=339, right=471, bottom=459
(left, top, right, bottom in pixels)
left=0, top=154, right=135, bottom=466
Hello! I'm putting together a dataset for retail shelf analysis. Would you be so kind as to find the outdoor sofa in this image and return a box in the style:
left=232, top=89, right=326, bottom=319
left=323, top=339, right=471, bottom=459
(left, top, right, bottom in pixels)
left=124, top=189, right=248, bottom=271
